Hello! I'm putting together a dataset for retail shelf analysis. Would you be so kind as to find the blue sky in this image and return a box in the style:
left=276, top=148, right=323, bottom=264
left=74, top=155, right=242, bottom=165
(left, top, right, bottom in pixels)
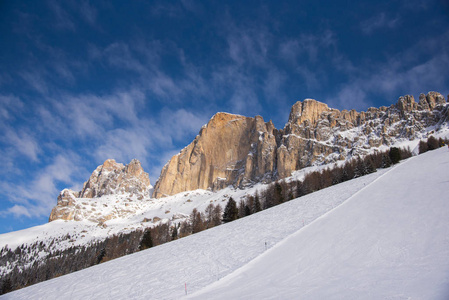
left=1, top=0, right=448, bottom=234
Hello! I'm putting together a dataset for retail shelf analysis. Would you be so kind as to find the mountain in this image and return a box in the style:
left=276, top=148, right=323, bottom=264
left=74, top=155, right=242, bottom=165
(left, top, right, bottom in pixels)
left=49, top=159, right=152, bottom=223
left=153, top=91, right=448, bottom=198
left=4, top=147, right=449, bottom=299
left=1, top=91, right=448, bottom=296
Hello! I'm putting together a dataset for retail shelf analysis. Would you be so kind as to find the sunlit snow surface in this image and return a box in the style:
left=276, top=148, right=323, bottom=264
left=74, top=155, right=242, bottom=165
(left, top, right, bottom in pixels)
left=190, top=147, right=449, bottom=300
left=2, top=147, right=449, bottom=299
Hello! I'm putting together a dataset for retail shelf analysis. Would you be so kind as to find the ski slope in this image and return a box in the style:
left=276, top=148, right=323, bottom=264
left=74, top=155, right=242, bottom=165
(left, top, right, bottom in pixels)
left=2, top=147, right=449, bottom=299
left=190, top=147, right=449, bottom=299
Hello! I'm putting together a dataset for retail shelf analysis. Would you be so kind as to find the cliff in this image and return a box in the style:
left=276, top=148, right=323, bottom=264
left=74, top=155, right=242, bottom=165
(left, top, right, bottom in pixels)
left=153, top=92, right=448, bottom=198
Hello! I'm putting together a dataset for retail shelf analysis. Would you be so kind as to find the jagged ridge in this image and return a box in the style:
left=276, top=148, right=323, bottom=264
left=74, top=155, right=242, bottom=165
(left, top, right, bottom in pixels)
left=49, top=159, right=152, bottom=222
left=153, top=92, right=448, bottom=198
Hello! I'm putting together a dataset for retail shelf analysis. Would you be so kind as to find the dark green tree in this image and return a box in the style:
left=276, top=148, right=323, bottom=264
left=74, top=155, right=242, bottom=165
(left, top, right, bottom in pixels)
left=139, top=229, right=153, bottom=250
left=389, top=147, right=401, bottom=164
left=171, top=224, right=178, bottom=240
left=419, top=140, right=429, bottom=154
left=253, top=192, right=261, bottom=213
left=427, top=136, right=439, bottom=150
left=0, top=278, right=13, bottom=295
left=222, top=197, right=238, bottom=223
left=244, top=204, right=251, bottom=216
left=96, top=248, right=106, bottom=264
left=273, top=182, right=284, bottom=205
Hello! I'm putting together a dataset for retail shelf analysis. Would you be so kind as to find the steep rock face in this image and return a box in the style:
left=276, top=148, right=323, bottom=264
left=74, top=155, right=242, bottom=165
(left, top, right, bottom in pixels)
left=152, top=113, right=278, bottom=198
left=49, top=159, right=152, bottom=222
left=154, top=92, right=448, bottom=198
left=80, top=159, right=151, bottom=198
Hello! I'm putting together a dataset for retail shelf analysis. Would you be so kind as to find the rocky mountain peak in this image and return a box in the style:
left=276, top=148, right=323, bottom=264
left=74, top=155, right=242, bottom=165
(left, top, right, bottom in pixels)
left=153, top=91, right=448, bottom=198
left=79, top=159, right=150, bottom=199
left=152, top=112, right=278, bottom=198
left=288, top=99, right=331, bottom=126
left=49, top=159, right=152, bottom=222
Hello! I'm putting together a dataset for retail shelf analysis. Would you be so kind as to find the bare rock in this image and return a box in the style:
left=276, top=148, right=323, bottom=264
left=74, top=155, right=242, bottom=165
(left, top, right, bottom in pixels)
left=153, top=92, right=449, bottom=198
left=152, top=112, right=278, bottom=198
left=49, top=159, right=151, bottom=222
left=80, top=159, right=151, bottom=198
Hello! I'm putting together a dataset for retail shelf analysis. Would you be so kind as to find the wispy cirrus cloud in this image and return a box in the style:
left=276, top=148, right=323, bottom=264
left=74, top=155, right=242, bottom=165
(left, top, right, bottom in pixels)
left=328, top=30, right=449, bottom=110
left=47, top=0, right=76, bottom=31
left=279, top=31, right=336, bottom=64
left=0, top=153, right=86, bottom=218
left=361, top=12, right=400, bottom=34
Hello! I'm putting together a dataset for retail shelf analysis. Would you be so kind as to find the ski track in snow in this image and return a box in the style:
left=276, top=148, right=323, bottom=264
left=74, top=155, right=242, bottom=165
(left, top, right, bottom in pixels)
left=1, top=163, right=392, bottom=299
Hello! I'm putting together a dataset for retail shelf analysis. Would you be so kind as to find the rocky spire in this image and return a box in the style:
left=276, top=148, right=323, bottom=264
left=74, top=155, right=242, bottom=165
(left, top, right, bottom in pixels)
left=49, top=159, right=151, bottom=222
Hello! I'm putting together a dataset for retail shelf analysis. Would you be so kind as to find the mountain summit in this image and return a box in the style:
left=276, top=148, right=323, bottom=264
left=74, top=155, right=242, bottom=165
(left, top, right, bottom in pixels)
left=153, top=92, right=448, bottom=198
left=49, top=159, right=152, bottom=222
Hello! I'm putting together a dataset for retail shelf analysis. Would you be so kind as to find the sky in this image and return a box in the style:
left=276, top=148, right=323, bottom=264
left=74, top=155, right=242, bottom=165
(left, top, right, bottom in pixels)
left=0, top=0, right=448, bottom=234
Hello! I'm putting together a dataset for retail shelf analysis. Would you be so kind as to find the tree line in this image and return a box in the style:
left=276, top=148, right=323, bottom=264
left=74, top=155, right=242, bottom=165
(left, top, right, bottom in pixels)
left=418, top=135, right=448, bottom=154
left=220, top=146, right=413, bottom=223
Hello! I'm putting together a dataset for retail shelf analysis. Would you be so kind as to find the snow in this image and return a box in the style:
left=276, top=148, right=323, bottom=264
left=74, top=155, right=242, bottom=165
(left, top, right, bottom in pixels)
left=2, top=147, right=449, bottom=299
left=190, top=147, right=449, bottom=300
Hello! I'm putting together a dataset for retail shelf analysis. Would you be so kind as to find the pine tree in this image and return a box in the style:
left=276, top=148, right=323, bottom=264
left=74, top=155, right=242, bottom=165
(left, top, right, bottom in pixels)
left=244, top=204, right=251, bottom=216
left=171, top=224, right=178, bottom=240
left=212, top=204, right=223, bottom=226
left=389, top=147, right=401, bottom=164
left=191, top=208, right=205, bottom=234
left=273, top=182, right=284, bottom=205
left=96, top=248, right=106, bottom=264
left=427, top=136, right=439, bottom=150
left=222, top=197, right=238, bottom=223
left=139, top=229, right=153, bottom=250
left=253, top=192, right=261, bottom=213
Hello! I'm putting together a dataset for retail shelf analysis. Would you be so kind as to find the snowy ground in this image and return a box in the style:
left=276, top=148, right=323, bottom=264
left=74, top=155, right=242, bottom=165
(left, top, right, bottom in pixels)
left=2, top=147, right=449, bottom=299
left=190, top=147, right=449, bottom=300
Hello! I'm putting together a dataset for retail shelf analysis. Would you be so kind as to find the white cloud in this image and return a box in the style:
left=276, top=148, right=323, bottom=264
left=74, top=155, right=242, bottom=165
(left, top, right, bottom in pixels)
left=0, top=153, right=85, bottom=218
left=19, top=71, right=49, bottom=95
left=279, top=31, right=336, bottom=64
left=159, top=108, right=209, bottom=141
left=4, top=129, right=40, bottom=162
left=0, top=94, right=24, bottom=123
left=361, top=13, right=400, bottom=35
left=4, top=205, right=32, bottom=218
left=79, top=1, right=97, bottom=25
left=227, top=28, right=271, bottom=67
left=47, top=0, right=76, bottom=31
left=94, top=126, right=153, bottom=167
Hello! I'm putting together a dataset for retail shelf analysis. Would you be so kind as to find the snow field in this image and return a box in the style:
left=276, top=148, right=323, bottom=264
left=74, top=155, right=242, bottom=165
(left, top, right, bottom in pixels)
left=1, top=163, right=392, bottom=299
left=188, top=147, right=449, bottom=299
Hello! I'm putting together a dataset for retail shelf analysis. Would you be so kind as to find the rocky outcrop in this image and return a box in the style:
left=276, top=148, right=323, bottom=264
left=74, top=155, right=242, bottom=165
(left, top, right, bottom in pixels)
left=80, top=159, right=151, bottom=198
left=49, top=159, right=152, bottom=222
left=152, top=113, right=278, bottom=198
left=153, top=92, right=448, bottom=198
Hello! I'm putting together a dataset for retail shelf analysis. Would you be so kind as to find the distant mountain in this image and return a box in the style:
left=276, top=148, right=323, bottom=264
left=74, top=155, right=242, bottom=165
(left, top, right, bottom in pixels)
left=47, top=91, right=448, bottom=224
left=153, top=91, right=448, bottom=198
left=49, top=159, right=152, bottom=223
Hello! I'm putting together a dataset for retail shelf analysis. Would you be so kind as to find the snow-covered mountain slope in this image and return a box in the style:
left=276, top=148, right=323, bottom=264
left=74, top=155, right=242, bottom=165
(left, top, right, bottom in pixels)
left=190, top=146, right=449, bottom=300
left=3, top=147, right=448, bottom=299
